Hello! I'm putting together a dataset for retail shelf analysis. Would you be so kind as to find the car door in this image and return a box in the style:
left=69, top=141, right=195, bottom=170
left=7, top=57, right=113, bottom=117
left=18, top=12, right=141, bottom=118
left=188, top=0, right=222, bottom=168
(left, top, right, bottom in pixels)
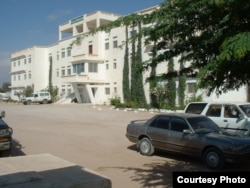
left=33, top=94, right=39, bottom=102
left=205, top=104, right=223, bottom=126
left=167, top=117, right=197, bottom=154
left=221, top=104, right=247, bottom=131
left=146, top=116, right=170, bottom=150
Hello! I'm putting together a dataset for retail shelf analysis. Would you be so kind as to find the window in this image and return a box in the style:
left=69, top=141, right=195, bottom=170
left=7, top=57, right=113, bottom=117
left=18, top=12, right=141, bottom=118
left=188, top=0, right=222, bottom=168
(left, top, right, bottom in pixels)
left=106, top=64, right=109, bottom=70
left=224, top=105, right=240, bottom=118
left=67, top=49, right=71, bottom=57
left=105, top=42, right=109, bottom=50
left=89, top=45, right=93, bottom=54
left=67, top=88, right=72, bottom=95
left=206, top=104, right=222, bottom=117
left=67, top=66, right=71, bottom=75
left=187, top=83, right=195, bottom=93
left=170, top=118, right=189, bottom=132
left=61, top=89, right=65, bottom=96
left=185, top=103, right=207, bottom=114
left=105, top=88, right=110, bottom=95
left=73, top=63, right=84, bottom=74
left=28, top=56, right=31, bottom=63
left=61, top=51, right=65, bottom=58
left=150, top=116, right=170, bottom=129
left=61, top=69, right=65, bottom=76
left=113, top=62, right=117, bottom=69
left=130, top=30, right=137, bottom=37
left=89, top=63, right=98, bottom=72
left=113, top=40, right=118, bottom=48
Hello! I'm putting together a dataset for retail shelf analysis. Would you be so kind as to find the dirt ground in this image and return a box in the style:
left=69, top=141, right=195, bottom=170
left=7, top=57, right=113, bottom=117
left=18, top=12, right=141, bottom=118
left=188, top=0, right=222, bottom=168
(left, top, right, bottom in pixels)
left=1, top=102, right=249, bottom=188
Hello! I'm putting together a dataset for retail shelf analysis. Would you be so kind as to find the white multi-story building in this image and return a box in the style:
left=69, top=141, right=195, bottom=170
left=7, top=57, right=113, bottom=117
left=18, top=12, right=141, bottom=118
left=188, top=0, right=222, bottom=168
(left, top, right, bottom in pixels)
left=10, top=6, right=250, bottom=104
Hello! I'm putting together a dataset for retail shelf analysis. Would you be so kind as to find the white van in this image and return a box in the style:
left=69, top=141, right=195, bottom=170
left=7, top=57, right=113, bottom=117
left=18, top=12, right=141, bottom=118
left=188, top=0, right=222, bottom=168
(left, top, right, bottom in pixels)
left=22, top=92, right=51, bottom=105
left=184, top=102, right=250, bottom=136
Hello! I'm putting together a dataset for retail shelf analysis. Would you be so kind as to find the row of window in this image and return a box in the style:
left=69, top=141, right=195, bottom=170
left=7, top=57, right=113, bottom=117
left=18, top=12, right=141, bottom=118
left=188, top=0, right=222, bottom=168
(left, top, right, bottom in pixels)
left=60, top=63, right=98, bottom=76
left=12, top=72, right=32, bottom=81
left=12, top=37, right=120, bottom=69
left=12, top=56, right=31, bottom=67
left=59, top=86, right=117, bottom=97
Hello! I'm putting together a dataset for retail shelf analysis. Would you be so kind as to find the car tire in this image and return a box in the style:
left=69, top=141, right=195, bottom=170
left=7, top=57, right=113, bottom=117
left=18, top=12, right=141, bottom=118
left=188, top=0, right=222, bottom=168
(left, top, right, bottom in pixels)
left=138, top=137, right=154, bottom=156
left=203, top=147, right=225, bottom=169
left=27, top=100, right=31, bottom=105
left=43, top=99, right=48, bottom=104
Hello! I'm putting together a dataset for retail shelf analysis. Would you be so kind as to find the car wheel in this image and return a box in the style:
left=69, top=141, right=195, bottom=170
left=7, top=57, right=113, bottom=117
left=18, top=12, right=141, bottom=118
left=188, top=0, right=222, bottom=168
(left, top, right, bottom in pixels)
left=203, top=147, right=225, bottom=169
left=138, top=137, right=154, bottom=156
left=27, top=100, right=31, bottom=105
left=43, top=99, right=48, bottom=104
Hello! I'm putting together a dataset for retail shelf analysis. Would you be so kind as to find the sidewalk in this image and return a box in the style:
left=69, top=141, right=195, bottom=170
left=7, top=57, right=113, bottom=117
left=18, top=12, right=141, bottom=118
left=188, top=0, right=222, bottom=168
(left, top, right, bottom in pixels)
left=0, top=154, right=111, bottom=188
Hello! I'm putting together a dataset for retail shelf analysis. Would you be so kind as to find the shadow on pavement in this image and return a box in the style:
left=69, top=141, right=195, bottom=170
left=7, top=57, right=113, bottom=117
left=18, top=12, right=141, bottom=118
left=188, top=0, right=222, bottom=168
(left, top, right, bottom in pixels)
left=125, top=144, right=250, bottom=187
left=11, top=139, right=26, bottom=156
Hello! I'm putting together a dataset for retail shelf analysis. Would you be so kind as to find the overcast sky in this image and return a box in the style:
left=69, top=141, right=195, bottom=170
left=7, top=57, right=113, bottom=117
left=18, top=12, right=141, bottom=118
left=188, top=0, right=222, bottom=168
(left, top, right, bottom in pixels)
left=0, top=0, right=164, bottom=86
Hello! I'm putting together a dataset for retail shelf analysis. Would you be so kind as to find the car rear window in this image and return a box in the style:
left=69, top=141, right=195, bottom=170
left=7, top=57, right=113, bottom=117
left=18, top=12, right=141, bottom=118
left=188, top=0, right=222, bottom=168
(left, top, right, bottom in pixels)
left=185, top=103, right=207, bottom=114
left=239, top=104, right=250, bottom=117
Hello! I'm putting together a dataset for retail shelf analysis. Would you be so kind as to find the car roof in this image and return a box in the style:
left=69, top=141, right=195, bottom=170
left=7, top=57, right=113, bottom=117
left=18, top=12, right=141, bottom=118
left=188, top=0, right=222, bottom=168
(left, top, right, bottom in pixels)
left=186, top=101, right=250, bottom=105
left=157, top=112, right=205, bottom=118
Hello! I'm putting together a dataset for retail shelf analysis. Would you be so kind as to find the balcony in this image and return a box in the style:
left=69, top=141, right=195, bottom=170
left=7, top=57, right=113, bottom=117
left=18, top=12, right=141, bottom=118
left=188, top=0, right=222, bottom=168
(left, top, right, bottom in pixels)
left=62, top=74, right=104, bottom=84
left=71, top=54, right=104, bottom=63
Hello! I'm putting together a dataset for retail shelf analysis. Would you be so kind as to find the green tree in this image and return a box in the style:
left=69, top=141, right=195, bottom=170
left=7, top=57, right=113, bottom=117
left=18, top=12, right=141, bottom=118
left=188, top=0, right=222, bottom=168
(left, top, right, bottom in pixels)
left=149, top=42, right=158, bottom=108
left=134, top=22, right=146, bottom=105
left=122, top=25, right=130, bottom=103
left=130, top=26, right=137, bottom=104
left=147, top=0, right=250, bottom=95
left=0, top=82, right=11, bottom=92
left=47, top=56, right=58, bottom=102
left=178, top=60, right=186, bottom=107
left=166, top=55, right=176, bottom=108
left=84, top=0, right=250, bottom=100
left=23, top=85, right=34, bottom=97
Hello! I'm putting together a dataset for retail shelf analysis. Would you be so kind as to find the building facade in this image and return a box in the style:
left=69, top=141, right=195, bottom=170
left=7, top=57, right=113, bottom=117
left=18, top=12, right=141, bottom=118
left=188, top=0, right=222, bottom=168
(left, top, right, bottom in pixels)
left=10, top=6, right=249, bottom=105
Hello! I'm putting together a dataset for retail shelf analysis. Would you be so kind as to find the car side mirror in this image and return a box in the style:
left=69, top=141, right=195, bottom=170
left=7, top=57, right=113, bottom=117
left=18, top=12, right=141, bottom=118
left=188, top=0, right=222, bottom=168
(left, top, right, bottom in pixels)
left=239, top=113, right=245, bottom=119
left=1, top=111, right=5, bottom=118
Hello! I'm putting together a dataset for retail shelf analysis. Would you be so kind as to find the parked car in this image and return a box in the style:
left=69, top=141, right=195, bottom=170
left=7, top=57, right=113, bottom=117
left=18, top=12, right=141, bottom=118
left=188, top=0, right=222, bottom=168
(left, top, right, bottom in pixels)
left=126, top=113, right=250, bottom=169
left=0, top=111, right=13, bottom=157
left=184, top=102, right=250, bottom=136
left=22, top=92, right=51, bottom=105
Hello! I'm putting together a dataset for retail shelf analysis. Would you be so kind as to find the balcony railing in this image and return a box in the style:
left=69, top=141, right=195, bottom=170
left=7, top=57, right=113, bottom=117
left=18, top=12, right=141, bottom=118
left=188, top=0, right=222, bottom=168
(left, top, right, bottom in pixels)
left=62, top=74, right=104, bottom=84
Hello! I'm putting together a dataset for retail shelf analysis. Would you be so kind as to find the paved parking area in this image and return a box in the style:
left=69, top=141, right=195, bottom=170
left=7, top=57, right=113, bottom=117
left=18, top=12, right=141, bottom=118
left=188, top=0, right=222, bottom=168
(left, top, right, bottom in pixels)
left=1, top=102, right=249, bottom=188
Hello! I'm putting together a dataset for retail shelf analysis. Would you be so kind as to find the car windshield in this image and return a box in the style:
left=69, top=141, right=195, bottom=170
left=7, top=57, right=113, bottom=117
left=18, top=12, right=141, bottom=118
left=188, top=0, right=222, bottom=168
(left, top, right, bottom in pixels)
left=187, top=116, right=220, bottom=134
left=239, top=105, right=250, bottom=117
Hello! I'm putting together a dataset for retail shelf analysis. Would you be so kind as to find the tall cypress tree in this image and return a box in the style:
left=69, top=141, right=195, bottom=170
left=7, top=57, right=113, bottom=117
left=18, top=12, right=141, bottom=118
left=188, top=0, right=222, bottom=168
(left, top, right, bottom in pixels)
left=122, top=25, right=130, bottom=102
left=135, top=22, right=146, bottom=105
left=167, top=55, right=176, bottom=108
left=49, top=56, right=53, bottom=94
left=178, top=59, right=186, bottom=107
left=149, top=41, right=158, bottom=108
left=130, top=26, right=137, bottom=104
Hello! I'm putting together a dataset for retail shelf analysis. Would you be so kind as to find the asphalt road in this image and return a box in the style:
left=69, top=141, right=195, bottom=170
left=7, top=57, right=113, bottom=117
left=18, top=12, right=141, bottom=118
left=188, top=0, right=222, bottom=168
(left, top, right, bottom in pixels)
left=1, top=102, right=249, bottom=188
